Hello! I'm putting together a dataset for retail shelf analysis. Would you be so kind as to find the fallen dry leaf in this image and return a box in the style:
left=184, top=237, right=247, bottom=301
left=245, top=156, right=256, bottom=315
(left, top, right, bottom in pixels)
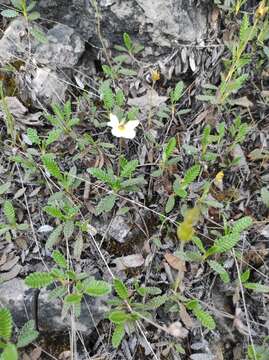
left=127, top=89, right=168, bottom=110
left=113, top=254, right=144, bottom=271
left=164, top=252, right=186, bottom=272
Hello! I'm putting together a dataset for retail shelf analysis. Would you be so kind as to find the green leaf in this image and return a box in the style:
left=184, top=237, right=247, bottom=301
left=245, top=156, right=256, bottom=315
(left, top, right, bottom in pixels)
left=2, top=343, right=18, bottom=360
left=232, top=216, right=252, bottom=233
left=0, top=308, right=12, bottom=340
left=171, top=81, right=184, bottom=103
left=64, top=293, right=82, bottom=304
left=43, top=206, right=64, bottom=220
left=112, top=324, right=125, bottom=348
left=123, top=32, right=132, bottom=51
left=84, top=279, right=112, bottom=297
left=165, top=195, right=175, bottom=213
left=186, top=300, right=215, bottom=330
left=240, top=269, right=250, bottom=283
left=136, top=286, right=162, bottom=296
left=194, top=307, right=216, bottom=330
left=99, top=81, right=114, bottom=110
left=118, top=68, right=137, bottom=76
left=25, top=272, right=54, bottom=289
left=95, top=194, right=116, bottom=215
left=29, top=27, right=48, bottom=44
left=163, top=137, right=176, bottom=162
left=120, top=160, right=138, bottom=178
left=63, top=220, right=74, bottom=240
left=192, top=236, right=206, bottom=254
left=45, top=224, right=63, bottom=250
left=114, top=278, right=129, bottom=300
left=27, top=11, right=40, bottom=21
left=146, top=295, right=168, bottom=309
left=115, top=89, right=125, bottom=107
left=109, top=310, right=129, bottom=324
left=42, top=155, right=62, bottom=180
left=244, top=282, right=269, bottom=293
left=17, top=320, right=39, bottom=348
left=27, top=1, right=37, bottom=12
left=208, top=260, right=230, bottom=283
left=0, top=182, right=10, bottom=195
left=48, top=285, right=67, bottom=301
left=11, top=0, right=22, bottom=9
left=26, top=128, right=41, bottom=145
left=213, top=232, right=240, bottom=253
left=1, top=9, right=19, bottom=18
left=52, top=250, right=67, bottom=269
left=183, top=165, right=201, bottom=185
left=239, top=13, right=250, bottom=44
left=46, top=129, right=62, bottom=146
left=87, top=167, right=112, bottom=184
left=3, top=201, right=16, bottom=225
left=261, top=187, right=269, bottom=208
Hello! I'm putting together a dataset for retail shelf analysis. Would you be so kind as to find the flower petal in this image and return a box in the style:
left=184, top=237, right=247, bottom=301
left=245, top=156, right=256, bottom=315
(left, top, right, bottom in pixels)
left=107, top=113, right=119, bottom=128
left=126, top=120, right=139, bottom=131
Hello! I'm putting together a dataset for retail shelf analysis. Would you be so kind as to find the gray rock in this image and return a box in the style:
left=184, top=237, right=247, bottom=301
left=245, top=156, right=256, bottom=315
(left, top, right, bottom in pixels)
left=0, top=278, right=109, bottom=334
left=0, top=18, right=39, bottom=65
left=34, top=23, right=85, bottom=69
left=36, top=0, right=211, bottom=61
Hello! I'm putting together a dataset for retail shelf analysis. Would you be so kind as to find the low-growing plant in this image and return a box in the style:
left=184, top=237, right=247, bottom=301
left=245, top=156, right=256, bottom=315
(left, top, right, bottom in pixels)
left=87, top=158, right=145, bottom=215
left=0, top=307, right=39, bottom=360
left=0, top=200, right=28, bottom=243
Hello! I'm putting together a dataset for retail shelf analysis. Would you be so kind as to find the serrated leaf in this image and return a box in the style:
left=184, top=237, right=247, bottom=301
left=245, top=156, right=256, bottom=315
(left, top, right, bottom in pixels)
left=171, top=81, right=184, bottom=103
left=109, top=311, right=129, bottom=324
left=45, top=224, right=63, bottom=249
left=48, top=285, right=67, bottom=301
left=244, top=282, right=269, bottom=293
left=146, top=295, right=168, bottom=309
left=118, top=68, right=137, bottom=76
left=232, top=216, right=252, bottom=233
left=73, top=234, right=84, bottom=260
left=0, top=182, right=10, bottom=195
left=239, top=13, right=250, bottom=44
left=120, top=160, right=138, bottom=178
left=114, top=278, right=129, bottom=300
left=87, top=167, right=112, bottom=184
left=261, top=187, right=269, bottom=208
left=64, top=293, right=82, bottom=304
left=95, top=194, right=116, bottom=215
left=29, top=27, right=48, bottom=44
left=192, top=236, right=206, bottom=254
left=112, top=324, right=125, bottom=348
left=214, top=232, right=240, bottom=253
left=165, top=195, right=175, bottom=213
left=136, top=286, right=162, bottom=296
left=28, top=11, right=40, bottom=21
left=3, top=201, right=16, bottom=225
left=43, top=206, right=64, bottom=219
left=25, top=272, right=54, bottom=288
left=208, top=260, right=230, bottom=283
left=0, top=308, right=12, bottom=340
left=2, top=343, right=18, bottom=360
left=194, top=307, right=216, bottom=330
left=63, top=220, right=74, bottom=240
left=42, top=155, right=62, bottom=180
left=84, top=279, right=111, bottom=297
left=99, top=82, right=114, bottom=110
left=16, top=320, right=38, bottom=348
left=27, top=128, right=40, bottom=145
left=183, top=165, right=201, bottom=185
left=1, top=9, right=19, bottom=17
left=46, top=129, right=62, bottom=146
left=52, top=250, right=67, bottom=269
left=163, top=137, right=176, bottom=162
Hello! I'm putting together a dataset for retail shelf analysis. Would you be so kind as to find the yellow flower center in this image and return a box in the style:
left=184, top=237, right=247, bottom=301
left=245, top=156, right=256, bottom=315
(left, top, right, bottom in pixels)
left=117, top=123, right=126, bottom=132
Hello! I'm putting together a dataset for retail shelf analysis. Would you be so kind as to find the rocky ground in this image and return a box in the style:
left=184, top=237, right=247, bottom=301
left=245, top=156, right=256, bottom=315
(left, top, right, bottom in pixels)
left=0, top=0, right=269, bottom=359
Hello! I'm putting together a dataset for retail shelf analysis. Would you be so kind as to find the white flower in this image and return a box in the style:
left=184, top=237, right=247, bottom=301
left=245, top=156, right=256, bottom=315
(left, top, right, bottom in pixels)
left=107, top=113, right=139, bottom=139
